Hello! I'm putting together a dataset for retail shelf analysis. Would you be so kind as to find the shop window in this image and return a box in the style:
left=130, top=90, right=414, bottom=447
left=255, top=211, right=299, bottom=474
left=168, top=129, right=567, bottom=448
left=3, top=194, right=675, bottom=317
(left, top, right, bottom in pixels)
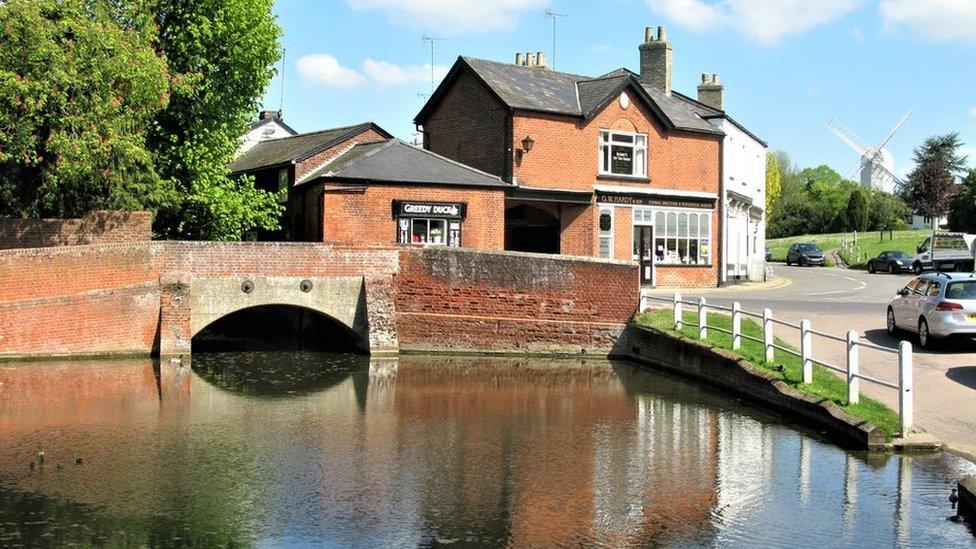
left=599, top=130, right=647, bottom=177
left=599, top=208, right=613, bottom=259
left=654, top=211, right=711, bottom=265
left=393, top=200, right=465, bottom=247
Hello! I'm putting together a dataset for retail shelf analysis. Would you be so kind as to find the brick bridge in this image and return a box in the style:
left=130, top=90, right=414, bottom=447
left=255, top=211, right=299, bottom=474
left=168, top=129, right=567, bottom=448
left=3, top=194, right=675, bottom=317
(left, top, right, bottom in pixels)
left=0, top=242, right=638, bottom=360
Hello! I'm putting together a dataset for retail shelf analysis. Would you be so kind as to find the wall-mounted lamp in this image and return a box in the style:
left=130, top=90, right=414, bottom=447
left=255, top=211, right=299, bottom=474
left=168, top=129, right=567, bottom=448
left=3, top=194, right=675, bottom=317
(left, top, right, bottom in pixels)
left=516, top=135, right=535, bottom=164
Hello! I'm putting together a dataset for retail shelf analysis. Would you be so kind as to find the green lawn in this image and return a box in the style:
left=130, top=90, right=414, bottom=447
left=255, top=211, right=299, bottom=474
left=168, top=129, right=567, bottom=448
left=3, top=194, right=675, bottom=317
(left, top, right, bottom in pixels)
left=767, top=230, right=930, bottom=269
left=634, top=308, right=900, bottom=438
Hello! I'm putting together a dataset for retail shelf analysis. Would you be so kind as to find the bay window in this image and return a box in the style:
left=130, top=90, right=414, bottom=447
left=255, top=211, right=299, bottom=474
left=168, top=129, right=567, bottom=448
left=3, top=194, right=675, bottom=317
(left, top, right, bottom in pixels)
left=599, top=130, right=647, bottom=177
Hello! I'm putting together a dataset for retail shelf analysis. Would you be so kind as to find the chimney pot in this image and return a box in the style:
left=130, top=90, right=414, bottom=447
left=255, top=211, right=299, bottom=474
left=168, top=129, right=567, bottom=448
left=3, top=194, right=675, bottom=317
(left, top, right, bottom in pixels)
left=639, top=25, right=673, bottom=94
left=515, top=52, right=525, bottom=66
left=697, top=72, right=724, bottom=110
left=536, top=51, right=547, bottom=68
left=712, top=73, right=720, bottom=83
left=645, top=27, right=653, bottom=43
left=527, top=52, right=537, bottom=66
left=701, top=73, right=708, bottom=83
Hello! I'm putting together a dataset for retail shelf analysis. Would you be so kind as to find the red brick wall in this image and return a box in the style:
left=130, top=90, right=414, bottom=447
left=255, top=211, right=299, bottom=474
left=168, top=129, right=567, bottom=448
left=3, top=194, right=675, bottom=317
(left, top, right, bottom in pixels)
left=512, top=97, right=721, bottom=194
left=0, top=242, right=636, bottom=358
left=395, top=247, right=638, bottom=353
left=313, top=183, right=505, bottom=250
left=422, top=70, right=510, bottom=179
left=0, top=211, right=151, bottom=250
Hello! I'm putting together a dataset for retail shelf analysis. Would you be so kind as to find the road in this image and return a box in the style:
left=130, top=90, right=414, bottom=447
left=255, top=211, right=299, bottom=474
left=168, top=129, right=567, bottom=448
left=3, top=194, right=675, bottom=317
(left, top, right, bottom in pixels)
left=665, top=265, right=976, bottom=460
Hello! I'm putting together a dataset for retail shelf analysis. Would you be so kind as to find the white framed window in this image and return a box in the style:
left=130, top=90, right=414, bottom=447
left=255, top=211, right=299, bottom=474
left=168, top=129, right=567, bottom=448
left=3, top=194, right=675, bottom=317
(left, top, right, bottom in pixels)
left=652, top=210, right=711, bottom=265
left=599, top=130, right=647, bottom=177
left=403, top=218, right=447, bottom=245
left=599, top=207, right=614, bottom=259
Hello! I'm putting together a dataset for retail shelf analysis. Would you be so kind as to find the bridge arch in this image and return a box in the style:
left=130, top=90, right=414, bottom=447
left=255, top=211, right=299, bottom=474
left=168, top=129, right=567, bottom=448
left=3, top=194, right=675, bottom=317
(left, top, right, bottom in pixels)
left=188, top=276, right=369, bottom=352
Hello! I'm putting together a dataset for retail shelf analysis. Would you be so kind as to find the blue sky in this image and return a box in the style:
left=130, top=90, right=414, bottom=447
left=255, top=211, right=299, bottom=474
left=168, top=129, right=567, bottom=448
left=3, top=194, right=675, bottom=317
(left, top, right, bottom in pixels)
left=262, top=0, right=976, bottom=179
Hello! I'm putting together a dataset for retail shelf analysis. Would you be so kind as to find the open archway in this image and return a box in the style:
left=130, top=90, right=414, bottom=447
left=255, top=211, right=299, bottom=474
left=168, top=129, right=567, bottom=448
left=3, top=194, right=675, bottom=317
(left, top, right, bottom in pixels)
left=505, top=204, right=560, bottom=254
left=192, top=304, right=367, bottom=353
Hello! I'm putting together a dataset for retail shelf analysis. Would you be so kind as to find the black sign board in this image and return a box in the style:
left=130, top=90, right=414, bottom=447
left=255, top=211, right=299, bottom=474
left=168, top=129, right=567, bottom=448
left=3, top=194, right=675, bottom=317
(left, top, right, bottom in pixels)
left=595, top=191, right=715, bottom=210
left=611, top=146, right=633, bottom=174
left=392, top=200, right=467, bottom=220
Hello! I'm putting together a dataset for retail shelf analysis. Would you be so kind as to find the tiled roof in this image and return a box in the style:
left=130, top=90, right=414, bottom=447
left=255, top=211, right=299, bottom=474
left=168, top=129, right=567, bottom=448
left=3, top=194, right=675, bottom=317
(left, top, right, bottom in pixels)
left=417, top=57, right=724, bottom=136
left=229, top=122, right=390, bottom=173
left=300, top=139, right=509, bottom=188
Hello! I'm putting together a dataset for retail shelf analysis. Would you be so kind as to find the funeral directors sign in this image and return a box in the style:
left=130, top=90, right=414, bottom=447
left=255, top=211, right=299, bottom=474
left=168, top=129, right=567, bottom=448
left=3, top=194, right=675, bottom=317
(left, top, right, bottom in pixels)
left=595, top=191, right=715, bottom=209
left=392, top=200, right=467, bottom=220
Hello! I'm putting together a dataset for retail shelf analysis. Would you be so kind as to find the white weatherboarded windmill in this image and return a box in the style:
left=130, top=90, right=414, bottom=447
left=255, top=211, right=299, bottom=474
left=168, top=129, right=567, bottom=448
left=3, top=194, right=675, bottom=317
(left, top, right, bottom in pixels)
left=826, top=112, right=912, bottom=194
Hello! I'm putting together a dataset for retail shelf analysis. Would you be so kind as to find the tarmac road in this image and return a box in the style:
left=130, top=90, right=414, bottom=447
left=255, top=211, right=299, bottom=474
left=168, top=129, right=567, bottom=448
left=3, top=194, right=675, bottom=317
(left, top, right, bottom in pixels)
left=672, top=264, right=976, bottom=461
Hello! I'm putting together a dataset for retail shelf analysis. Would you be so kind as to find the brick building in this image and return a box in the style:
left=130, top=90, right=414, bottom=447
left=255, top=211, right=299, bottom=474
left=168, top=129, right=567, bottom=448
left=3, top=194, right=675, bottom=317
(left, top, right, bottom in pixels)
left=229, top=119, right=507, bottom=248
left=415, top=26, right=764, bottom=288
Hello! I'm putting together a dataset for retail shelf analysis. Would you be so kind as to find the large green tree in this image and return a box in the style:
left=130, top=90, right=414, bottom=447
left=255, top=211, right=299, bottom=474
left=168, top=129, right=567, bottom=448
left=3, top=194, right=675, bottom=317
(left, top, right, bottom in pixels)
left=765, top=151, right=781, bottom=214
left=948, top=169, right=976, bottom=232
left=911, top=133, right=968, bottom=177
left=0, top=0, right=173, bottom=218
left=845, top=187, right=870, bottom=232
left=148, top=0, right=283, bottom=240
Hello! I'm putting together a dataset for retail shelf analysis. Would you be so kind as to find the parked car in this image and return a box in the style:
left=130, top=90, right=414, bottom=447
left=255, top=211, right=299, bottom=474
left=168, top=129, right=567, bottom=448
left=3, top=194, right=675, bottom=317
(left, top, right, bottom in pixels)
left=765, top=247, right=772, bottom=262
left=785, top=243, right=826, bottom=267
left=867, top=251, right=911, bottom=274
left=911, top=232, right=974, bottom=274
left=887, top=272, right=976, bottom=349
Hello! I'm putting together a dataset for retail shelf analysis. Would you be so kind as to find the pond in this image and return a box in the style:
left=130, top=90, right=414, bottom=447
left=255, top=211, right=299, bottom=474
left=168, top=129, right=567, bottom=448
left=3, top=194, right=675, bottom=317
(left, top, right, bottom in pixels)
left=0, top=353, right=973, bottom=547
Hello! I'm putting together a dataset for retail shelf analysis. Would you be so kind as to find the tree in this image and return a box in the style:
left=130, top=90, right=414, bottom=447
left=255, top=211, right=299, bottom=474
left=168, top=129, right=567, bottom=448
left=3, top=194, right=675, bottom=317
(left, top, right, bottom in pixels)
left=846, top=188, right=870, bottom=231
left=869, top=192, right=911, bottom=231
left=765, top=152, right=781, bottom=214
left=948, top=169, right=976, bottom=232
left=148, top=0, right=283, bottom=240
left=912, top=133, right=968, bottom=177
left=907, top=161, right=955, bottom=224
left=0, top=0, right=173, bottom=218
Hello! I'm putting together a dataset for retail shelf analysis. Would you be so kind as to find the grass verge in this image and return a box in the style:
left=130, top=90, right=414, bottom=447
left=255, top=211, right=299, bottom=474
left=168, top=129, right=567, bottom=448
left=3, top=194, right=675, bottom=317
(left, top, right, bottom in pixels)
left=767, top=229, right=929, bottom=269
left=634, top=308, right=900, bottom=438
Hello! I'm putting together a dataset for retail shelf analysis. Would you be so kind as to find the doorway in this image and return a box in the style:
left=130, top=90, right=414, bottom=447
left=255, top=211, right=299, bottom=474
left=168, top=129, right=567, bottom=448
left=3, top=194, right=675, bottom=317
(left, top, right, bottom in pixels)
left=634, top=225, right=654, bottom=286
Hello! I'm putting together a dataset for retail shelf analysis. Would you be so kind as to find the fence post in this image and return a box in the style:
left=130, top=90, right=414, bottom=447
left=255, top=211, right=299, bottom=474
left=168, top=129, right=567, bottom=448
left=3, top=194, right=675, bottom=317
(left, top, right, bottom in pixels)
left=846, top=330, right=859, bottom=405
left=800, top=320, right=813, bottom=384
left=698, top=297, right=707, bottom=339
left=763, top=308, right=774, bottom=362
left=732, top=301, right=742, bottom=350
left=673, top=292, right=682, bottom=330
left=899, top=340, right=914, bottom=436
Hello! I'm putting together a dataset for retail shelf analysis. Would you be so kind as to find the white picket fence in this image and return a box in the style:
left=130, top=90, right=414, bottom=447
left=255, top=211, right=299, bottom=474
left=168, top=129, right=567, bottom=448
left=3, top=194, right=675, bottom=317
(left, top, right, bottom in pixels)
left=641, top=292, right=914, bottom=437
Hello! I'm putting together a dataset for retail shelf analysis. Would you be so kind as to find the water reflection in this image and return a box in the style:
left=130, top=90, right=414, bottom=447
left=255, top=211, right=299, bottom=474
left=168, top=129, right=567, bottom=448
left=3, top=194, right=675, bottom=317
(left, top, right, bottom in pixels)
left=0, top=355, right=973, bottom=547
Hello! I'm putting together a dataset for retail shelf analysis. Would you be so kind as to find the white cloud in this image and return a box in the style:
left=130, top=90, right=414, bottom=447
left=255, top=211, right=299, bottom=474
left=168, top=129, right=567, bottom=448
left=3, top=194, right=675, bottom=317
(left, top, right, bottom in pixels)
left=297, top=55, right=448, bottom=88
left=969, top=107, right=976, bottom=119
left=346, top=0, right=549, bottom=34
left=648, top=0, right=862, bottom=45
left=296, top=54, right=365, bottom=88
left=362, top=59, right=448, bottom=86
left=880, top=0, right=976, bottom=44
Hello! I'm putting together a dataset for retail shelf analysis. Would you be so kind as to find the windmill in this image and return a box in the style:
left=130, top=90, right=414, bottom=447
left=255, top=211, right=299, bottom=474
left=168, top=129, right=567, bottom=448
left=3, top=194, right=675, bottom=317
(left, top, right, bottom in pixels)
left=826, top=112, right=912, bottom=194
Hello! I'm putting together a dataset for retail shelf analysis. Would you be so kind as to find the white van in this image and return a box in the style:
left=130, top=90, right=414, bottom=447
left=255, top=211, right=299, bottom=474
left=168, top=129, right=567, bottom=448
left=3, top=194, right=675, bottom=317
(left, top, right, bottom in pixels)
left=912, top=232, right=975, bottom=274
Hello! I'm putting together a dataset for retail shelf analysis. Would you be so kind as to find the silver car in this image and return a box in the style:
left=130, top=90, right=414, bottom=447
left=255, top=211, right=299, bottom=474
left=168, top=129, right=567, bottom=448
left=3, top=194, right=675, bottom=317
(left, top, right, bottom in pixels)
left=887, top=273, right=976, bottom=348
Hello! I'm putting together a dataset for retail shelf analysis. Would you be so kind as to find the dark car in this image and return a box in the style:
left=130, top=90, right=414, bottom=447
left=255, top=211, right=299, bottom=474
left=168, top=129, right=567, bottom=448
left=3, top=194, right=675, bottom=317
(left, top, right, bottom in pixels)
left=867, top=251, right=911, bottom=274
left=786, top=243, right=826, bottom=267
left=765, top=247, right=772, bottom=262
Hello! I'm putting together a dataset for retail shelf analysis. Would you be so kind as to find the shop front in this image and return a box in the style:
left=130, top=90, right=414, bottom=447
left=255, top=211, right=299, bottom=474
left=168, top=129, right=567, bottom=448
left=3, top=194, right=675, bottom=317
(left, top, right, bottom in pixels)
left=393, top=200, right=465, bottom=247
left=595, top=186, right=720, bottom=288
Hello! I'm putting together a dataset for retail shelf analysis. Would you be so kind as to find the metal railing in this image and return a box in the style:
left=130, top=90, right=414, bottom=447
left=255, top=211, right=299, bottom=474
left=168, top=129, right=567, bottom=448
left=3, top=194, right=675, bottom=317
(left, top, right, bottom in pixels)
left=642, top=292, right=914, bottom=436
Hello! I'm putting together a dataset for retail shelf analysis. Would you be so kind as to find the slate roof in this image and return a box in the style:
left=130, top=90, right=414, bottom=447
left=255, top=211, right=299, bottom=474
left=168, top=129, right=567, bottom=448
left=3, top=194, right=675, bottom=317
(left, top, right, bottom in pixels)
left=249, top=116, right=297, bottom=135
left=299, top=139, right=509, bottom=188
left=415, top=56, right=724, bottom=136
left=228, top=122, right=391, bottom=173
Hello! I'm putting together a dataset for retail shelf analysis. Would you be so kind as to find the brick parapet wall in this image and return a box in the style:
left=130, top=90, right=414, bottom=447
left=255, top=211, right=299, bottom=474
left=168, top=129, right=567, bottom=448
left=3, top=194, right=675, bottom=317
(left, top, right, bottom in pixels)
left=395, top=247, right=638, bottom=353
left=0, top=211, right=151, bottom=250
left=0, top=242, right=637, bottom=358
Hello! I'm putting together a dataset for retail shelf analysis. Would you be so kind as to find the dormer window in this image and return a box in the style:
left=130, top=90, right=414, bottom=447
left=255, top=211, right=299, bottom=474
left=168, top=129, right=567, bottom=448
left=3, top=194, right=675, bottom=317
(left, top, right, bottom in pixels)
left=599, top=130, right=647, bottom=177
